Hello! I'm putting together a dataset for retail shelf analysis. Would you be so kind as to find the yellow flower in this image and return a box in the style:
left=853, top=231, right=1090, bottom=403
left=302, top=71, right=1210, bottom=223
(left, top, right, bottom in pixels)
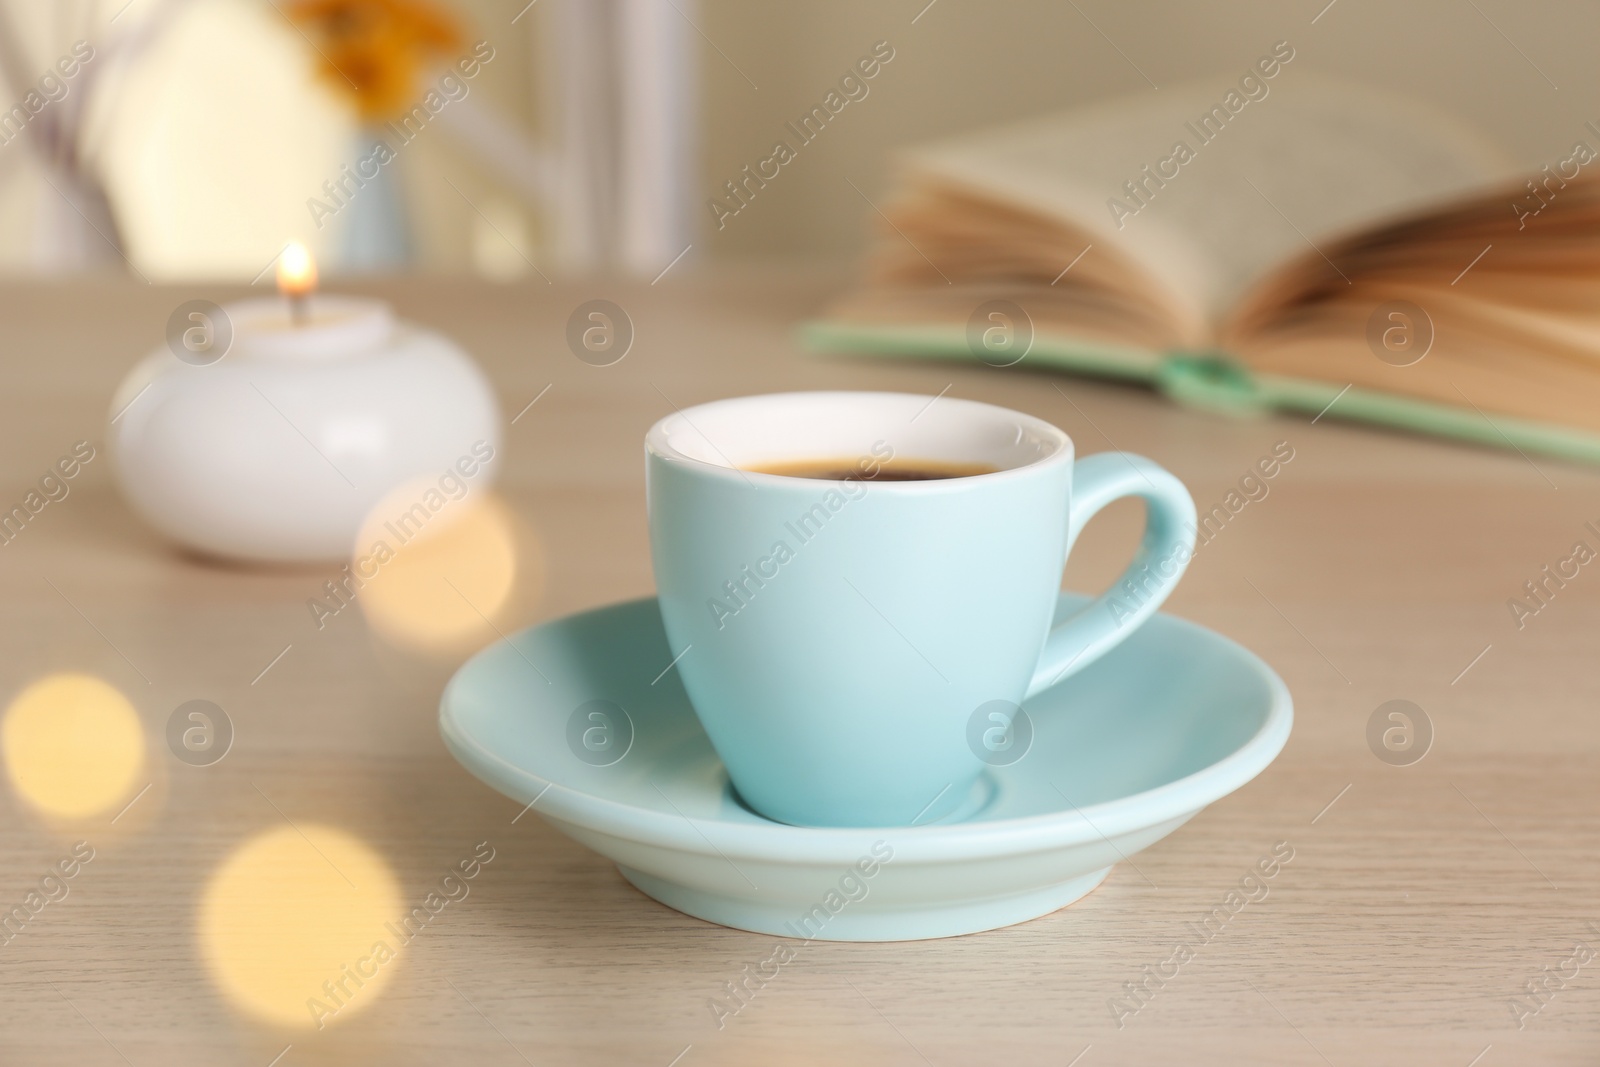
left=288, top=0, right=465, bottom=121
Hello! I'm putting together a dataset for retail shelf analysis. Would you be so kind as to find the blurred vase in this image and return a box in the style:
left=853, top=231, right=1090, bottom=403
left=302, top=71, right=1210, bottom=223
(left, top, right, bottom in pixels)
left=337, top=127, right=412, bottom=270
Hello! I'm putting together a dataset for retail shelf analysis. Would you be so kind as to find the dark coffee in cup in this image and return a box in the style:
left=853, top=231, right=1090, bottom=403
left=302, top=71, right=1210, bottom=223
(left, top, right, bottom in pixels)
left=749, top=458, right=998, bottom=481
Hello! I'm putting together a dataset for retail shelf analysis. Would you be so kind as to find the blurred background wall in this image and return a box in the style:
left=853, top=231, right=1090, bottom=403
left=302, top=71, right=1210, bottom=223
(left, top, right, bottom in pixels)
left=1, top=0, right=1595, bottom=279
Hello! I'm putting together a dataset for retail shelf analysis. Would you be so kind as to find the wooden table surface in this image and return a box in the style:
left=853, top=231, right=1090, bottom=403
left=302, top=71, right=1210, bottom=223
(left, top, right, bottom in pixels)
left=0, top=271, right=1596, bottom=1065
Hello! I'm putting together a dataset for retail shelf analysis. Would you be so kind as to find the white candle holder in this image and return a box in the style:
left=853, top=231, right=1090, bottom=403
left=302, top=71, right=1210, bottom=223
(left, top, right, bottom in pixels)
left=108, top=292, right=502, bottom=564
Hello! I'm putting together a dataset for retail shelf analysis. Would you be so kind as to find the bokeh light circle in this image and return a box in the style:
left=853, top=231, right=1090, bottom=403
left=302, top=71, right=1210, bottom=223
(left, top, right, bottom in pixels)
left=352, top=485, right=526, bottom=652
left=3, top=673, right=145, bottom=819
left=200, top=824, right=402, bottom=1029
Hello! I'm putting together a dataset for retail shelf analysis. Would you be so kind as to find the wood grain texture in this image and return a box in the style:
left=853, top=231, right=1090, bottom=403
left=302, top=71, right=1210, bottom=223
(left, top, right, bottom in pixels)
left=0, top=271, right=1596, bottom=1065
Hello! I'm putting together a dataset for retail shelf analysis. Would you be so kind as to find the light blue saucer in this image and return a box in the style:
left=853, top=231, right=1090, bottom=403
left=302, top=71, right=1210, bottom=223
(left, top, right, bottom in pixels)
left=440, top=594, right=1292, bottom=941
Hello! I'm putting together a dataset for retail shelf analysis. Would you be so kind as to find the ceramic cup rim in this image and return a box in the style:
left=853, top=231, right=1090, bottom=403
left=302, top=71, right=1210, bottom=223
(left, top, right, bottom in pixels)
left=644, top=390, right=1074, bottom=490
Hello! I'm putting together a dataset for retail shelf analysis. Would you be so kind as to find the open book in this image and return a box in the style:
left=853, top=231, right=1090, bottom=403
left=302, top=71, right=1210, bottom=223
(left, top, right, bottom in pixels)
left=805, top=63, right=1600, bottom=464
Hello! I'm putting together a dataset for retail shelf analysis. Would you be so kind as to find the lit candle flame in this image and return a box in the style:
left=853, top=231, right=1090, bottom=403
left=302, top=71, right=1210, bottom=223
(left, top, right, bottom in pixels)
left=276, top=241, right=317, bottom=298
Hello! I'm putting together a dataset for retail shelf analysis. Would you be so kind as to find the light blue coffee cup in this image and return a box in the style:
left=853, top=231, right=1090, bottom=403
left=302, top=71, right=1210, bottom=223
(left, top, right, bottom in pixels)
left=646, top=392, right=1196, bottom=828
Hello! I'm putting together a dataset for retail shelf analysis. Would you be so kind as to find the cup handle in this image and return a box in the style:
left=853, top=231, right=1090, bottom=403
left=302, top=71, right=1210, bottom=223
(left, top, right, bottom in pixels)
left=1026, top=452, right=1197, bottom=699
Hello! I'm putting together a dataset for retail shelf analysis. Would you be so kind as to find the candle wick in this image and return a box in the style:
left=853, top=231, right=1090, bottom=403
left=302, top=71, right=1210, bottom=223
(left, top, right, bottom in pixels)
left=289, top=293, right=309, bottom=326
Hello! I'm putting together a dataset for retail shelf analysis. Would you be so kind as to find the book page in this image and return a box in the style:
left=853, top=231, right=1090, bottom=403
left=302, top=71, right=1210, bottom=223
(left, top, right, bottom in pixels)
left=902, top=68, right=1518, bottom=328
